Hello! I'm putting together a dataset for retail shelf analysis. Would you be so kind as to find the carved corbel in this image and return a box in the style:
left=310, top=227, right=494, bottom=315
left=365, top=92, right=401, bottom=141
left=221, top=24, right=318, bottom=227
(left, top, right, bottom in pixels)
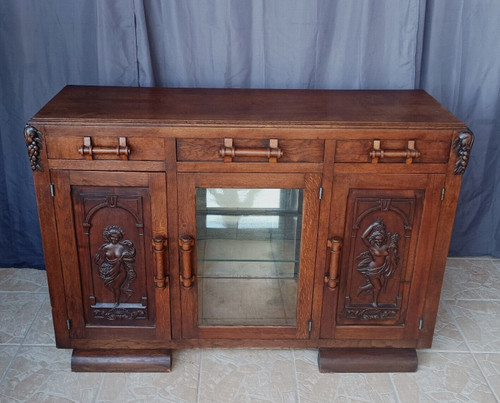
left=453, top=130, right=474, bottom=175
left=24, top=124, right=43, bottom=172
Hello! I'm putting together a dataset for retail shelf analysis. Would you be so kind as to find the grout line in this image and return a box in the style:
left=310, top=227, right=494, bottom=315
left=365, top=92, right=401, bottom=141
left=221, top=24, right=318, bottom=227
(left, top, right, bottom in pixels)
left=291, top=349, right=301, bottom=403
left=19, top=294, right=46, bottom=348
left=436, top=299, right=499, bottom=398
left=440, top=300, right=473, bottom=354
left=0, top=291, right=49, bottom=297
left=197, top=349, right=203, bottom=403
left=470, top=352, right=500, bottom=403
left=94, top=368, right=106, bottom=403
left=389, top=372, right=403, bottom=403
left=0, top=344, right=21, bottom=387
left=446, top=256, right=494, bottom=260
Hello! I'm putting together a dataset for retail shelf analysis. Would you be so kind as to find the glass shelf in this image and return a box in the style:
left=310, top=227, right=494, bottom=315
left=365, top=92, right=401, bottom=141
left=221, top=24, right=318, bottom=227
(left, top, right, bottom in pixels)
left=196, top=188, right=303, bottom=327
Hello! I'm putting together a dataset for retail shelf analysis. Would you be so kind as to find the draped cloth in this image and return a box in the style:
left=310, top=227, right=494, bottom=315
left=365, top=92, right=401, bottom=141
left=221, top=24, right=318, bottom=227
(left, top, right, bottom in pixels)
left=0, top=0, right=498, bottom=267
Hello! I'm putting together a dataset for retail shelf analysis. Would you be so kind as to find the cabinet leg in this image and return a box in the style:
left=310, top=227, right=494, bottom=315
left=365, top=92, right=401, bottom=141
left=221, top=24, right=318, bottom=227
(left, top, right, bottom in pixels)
left=318, top=348, right=417, bottom=373
left=71, top=349, right=172, bottom=372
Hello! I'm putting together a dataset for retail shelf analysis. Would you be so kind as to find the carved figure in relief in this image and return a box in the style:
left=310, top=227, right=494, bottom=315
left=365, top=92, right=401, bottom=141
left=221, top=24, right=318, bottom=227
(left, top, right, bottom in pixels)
left=94, top=225, right=137, bottom=307
left=357, top=218, right=400, bottom=307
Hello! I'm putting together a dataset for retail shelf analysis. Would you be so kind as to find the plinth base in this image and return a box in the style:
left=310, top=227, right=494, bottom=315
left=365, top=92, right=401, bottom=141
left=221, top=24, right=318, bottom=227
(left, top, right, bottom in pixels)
left=318, top=348, right=418, bottom=373
left=71, top=349, right=172, bottom=372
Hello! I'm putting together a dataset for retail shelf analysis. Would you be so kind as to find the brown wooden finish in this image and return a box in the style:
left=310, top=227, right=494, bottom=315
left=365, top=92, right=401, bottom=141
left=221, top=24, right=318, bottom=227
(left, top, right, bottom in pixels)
left=79, top=136, right=130, bottom=161
left=324, top=237, right=343, bottom=290
left=71, top=349, right=172, bottom=372
left=178, top=236, right=195, bottom=288
left=177, top=137, right=324, bottom=163
left=27, top=87, right=472, bottom=372
left=219, top=138, right=283, bottom=162
left=369, top=139, right=420, bottom=164
left=177, top=172, right=321, bottom=341
left=318, top=348, right=418, bottom=373
left=152, top=235, right=168, bottom=288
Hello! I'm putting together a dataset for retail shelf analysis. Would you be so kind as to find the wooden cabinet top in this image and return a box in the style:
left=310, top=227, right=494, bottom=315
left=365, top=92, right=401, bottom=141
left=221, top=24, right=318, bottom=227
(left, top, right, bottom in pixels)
left=31, top=86, right=465, bottom=130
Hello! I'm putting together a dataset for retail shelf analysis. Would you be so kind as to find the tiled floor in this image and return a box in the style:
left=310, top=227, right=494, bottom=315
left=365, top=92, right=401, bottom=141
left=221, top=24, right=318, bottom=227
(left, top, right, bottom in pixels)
left=1, top=257, right=500, bottom=402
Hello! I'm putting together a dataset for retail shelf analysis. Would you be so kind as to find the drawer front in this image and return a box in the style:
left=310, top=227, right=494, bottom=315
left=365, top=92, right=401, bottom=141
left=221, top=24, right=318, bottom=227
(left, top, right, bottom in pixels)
left=45, top=130, right=165, bottom=161
left=335, top=138, right=451, bottom=164
left=177, top=138, right=324, bottom=163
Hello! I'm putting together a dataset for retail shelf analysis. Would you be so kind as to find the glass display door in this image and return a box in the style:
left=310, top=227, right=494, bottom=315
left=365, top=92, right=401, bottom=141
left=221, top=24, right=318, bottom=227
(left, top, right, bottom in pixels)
left=177, top=173, right=321, bottom=340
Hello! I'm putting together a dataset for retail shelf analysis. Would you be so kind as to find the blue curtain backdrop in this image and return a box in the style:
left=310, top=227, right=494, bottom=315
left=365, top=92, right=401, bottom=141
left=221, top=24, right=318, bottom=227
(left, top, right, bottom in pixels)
left=0, top=0, right=499, bottom=268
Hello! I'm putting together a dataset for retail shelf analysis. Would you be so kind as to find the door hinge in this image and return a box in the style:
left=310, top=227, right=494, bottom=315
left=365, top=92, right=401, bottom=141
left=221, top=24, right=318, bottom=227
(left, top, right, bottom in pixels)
left=318, top=187, right=323, bottom=200
left=440, top=187, right=445, bottom=201
left=66, top=318, right=72, bottom=330
left=50, top=183, right=55, bottom=197
left=418, top=318, right=423, bottom=330
left=308, top=320, right=313, bottom=333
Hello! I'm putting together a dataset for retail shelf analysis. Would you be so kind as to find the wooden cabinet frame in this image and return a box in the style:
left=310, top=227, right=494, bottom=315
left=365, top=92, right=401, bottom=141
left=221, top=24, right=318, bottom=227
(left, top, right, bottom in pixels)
left=25, top=87, right=474, bottom=372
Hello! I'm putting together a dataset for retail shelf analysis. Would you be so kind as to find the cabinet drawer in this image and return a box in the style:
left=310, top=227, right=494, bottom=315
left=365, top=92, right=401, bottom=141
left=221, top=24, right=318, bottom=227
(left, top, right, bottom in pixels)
left=335, top=138, right=451, bottom=164
left=46, top=135, right=165, bottom=161
left=177, top=138, right=324, bottom=163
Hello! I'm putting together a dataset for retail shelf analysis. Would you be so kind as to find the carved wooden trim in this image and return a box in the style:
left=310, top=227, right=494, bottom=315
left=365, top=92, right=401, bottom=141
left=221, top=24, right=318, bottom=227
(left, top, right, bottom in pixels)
left=453, top=130, right=474, bottom=175
left=93, top=305, right=147, bottom=321
left=94, top=225, right=137, bottom=306
left=24, top=124, right=43, bottom=171
left=342, top=305, right=400, bottom=320
left=356, top=218, right=400, bottom=308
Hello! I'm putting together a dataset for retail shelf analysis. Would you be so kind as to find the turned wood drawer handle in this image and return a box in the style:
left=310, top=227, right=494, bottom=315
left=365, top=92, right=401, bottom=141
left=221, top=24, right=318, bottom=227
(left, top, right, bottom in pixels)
left=369, top=140, right=420, bottom=164
left=219, top=138, right=283, bottom=163
left=324, top=237, right=343, bottom=290
left=78, top=137, right=131, bottom=161
left=178, top=236, right=195, bottom=288
left=152, top=236, right=168, bottom=289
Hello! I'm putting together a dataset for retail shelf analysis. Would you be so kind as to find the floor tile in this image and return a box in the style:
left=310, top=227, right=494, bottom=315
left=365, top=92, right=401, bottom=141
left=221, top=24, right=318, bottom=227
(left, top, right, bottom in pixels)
left=473, top=353, right=500, bottom=401
left=392, top=352, right=496, bottom=402
left=0, top=346, right=101, bottom=403
left=0, top=293, right=44, bottom=344
left=442, top=259, right=500, bottom=300
left=294, top=350, right=397, bottom=403
left=96, top=350, right=201, bottom=403
left=199, top=349, right=297, bottom=403
left=0, top=268, right=48, bottom=293
left=0, top=345, right=18, bottom=381
left=24, top=295, right=55, bottom=346
left=447, top=300, right=500, bottom=352
left=427, top=301, right=468, bottom=352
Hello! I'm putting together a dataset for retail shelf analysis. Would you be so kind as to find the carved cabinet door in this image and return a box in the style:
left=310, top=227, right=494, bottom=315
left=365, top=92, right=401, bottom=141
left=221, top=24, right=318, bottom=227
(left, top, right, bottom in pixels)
left=51, top=171, right=170, bottom=341
left=320, top=173, right=445, bottom=342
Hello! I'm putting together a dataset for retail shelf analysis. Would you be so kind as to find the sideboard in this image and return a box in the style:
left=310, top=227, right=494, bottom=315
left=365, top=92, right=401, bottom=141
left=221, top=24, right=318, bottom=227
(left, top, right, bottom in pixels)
left=25, top=86, right=473, bottom=372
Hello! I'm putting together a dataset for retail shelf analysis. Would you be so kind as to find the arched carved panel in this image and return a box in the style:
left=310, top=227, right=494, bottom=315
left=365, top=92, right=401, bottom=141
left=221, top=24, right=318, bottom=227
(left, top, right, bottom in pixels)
left=337, top=190, right=423, bottom=326
left=71, top=186, right=154, bottom=327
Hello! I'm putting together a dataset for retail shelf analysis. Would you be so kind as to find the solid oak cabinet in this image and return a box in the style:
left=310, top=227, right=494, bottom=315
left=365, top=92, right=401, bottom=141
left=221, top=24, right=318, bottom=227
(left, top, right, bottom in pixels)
left=25, top=86, right=473, bottom=373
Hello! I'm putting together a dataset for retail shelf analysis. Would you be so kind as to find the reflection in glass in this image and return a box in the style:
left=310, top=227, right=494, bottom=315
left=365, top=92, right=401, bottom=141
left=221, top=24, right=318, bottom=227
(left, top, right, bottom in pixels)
left=196, top=188, right=303, bottom=327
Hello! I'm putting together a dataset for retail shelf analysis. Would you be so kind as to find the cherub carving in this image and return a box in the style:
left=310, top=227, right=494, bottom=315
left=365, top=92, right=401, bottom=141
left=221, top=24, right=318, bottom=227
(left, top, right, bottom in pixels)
left=357, top=219, right=400, bottom=307
left=94, top=225, right=137, bottom=307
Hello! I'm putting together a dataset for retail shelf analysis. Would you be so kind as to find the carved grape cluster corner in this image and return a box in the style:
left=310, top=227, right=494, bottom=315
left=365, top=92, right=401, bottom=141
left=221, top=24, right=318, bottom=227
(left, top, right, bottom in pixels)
left=453, top=130, right=474, bottom=175
left=24, top=125, right=43, bottom=172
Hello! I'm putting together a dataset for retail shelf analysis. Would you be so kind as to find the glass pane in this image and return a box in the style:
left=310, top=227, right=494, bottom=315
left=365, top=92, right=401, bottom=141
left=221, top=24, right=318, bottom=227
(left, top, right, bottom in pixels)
left=196, top=188, right=303, bottom=327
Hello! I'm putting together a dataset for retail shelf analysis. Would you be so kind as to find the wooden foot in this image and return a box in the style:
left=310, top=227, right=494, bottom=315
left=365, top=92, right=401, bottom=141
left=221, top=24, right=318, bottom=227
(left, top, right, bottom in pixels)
left=71, top=349, right=172, bottom=372
left=318, top=348, right=417, bottom=373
